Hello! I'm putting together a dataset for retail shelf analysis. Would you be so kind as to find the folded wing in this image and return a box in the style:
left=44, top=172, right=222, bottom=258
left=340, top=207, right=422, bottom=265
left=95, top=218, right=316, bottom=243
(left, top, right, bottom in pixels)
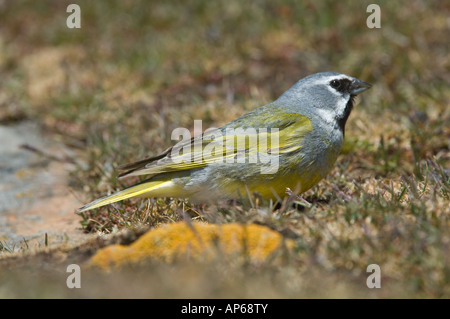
left=118, top=111, right=312, bottom=178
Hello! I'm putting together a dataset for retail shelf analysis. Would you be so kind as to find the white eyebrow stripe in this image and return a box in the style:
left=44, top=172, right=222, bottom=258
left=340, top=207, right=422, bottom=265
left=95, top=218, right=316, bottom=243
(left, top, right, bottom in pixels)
left=306, top=75, right=351, bottom=87
left=307, top=75, right=352, bottom=97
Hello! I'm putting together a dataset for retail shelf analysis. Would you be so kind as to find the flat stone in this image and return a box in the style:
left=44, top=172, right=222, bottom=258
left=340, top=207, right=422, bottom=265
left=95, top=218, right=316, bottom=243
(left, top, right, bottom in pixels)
left=0, top=121, right=85, bottom=251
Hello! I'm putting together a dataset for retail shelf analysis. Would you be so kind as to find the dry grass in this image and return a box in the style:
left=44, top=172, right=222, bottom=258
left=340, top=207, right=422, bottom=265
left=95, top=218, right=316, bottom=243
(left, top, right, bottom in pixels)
left=0, top=0, right=448, bottom=298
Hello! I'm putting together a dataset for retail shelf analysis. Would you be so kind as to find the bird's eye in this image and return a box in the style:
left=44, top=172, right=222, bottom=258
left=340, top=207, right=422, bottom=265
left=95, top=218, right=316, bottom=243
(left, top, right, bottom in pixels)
left=330, top=79, right=341, bottom=89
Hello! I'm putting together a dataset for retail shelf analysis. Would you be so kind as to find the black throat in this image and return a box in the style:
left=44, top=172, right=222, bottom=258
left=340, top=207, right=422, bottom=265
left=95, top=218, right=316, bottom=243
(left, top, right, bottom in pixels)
left=337, top=95, right=355, bottom=136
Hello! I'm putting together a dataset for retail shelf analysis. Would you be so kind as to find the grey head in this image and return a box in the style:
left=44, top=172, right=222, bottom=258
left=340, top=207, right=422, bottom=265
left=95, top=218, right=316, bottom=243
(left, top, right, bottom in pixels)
left=276, top=72, right=371, bottom=133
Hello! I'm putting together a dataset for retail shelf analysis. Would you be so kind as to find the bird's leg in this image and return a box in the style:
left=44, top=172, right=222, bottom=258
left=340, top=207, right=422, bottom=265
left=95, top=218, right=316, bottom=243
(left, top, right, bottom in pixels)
left=284, top=188, right=312, bottom=209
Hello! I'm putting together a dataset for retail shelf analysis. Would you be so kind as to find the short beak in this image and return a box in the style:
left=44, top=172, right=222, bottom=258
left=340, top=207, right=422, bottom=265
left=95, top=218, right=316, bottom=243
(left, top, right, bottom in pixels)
left=350, top=78, right=371, bottom=95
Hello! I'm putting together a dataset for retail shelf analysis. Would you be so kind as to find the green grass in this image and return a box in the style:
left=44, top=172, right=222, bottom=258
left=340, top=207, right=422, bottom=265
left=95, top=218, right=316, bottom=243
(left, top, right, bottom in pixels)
left=0, top=0, right=448, bottom=298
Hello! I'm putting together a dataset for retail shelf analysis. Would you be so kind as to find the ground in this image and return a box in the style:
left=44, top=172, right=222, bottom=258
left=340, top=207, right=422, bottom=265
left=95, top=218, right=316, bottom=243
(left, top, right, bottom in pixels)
left=0, top=1, right=448, bottom=298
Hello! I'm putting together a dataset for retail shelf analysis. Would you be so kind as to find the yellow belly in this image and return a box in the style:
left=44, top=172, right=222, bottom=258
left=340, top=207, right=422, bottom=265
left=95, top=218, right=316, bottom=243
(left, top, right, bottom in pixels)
left=223, top=169, right=324, bottom=200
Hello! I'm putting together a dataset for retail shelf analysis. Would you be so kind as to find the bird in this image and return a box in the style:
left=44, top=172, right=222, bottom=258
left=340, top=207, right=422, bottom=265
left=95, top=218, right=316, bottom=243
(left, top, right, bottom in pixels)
left=76, top=72, right=371, bottom=213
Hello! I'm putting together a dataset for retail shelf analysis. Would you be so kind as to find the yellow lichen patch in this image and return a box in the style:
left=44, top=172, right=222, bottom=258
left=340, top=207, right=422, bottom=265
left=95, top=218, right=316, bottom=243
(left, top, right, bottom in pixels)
left=89, top=222, right=294, bottom=271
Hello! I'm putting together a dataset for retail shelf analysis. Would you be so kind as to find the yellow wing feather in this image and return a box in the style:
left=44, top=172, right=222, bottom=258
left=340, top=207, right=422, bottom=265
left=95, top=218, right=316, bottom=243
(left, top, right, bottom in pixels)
left=119, top=112, right=312, bottom=177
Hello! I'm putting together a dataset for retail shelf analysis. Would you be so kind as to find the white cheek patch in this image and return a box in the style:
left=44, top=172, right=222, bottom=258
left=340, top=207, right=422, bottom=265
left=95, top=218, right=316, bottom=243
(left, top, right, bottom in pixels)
left=315, top=95, right=349, bottom=124
left=335, top=95, right=350, bottom=118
